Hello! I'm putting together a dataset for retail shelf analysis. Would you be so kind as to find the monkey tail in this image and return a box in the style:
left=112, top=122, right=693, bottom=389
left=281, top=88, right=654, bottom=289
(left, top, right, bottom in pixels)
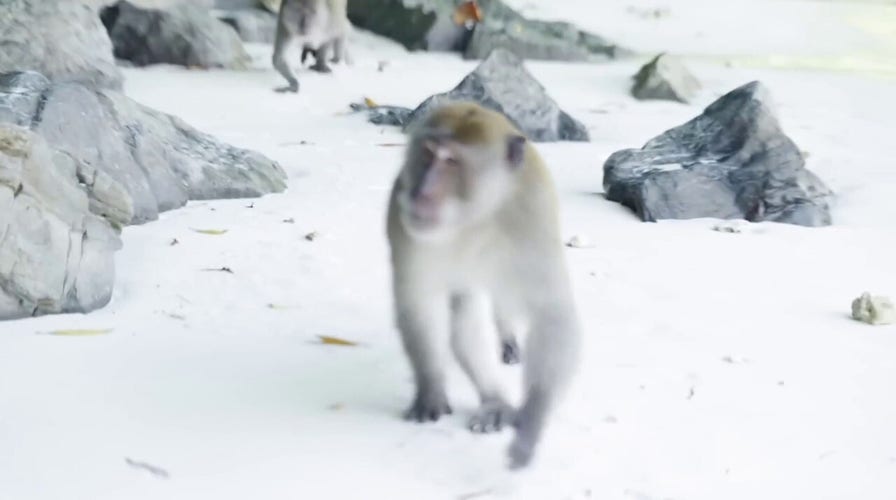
left=508, top=308, right=581, bottom=469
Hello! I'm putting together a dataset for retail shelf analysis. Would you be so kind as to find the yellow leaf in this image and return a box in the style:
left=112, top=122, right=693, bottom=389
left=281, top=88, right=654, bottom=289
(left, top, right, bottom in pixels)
left=317, top=335, right=358, bottom=346
left=363, top=96, right=378, bottom=108
left=191, top=228, right=228, bottom=235
left=45, top=328, right=113, bottom=336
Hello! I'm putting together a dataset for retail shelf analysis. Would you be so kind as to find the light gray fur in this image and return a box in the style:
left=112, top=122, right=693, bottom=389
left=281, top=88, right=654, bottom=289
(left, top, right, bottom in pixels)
left=386, top=103, right=582, bottom=468
left=272, top=0, right=351, bottom=93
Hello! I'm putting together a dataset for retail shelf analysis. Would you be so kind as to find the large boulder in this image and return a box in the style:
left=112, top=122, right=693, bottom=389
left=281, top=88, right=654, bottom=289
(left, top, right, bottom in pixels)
left=0, top=0, right=123, bottom=90
left=603, top=81, right=833, bottom=227
left=0, top=125, right=123, bottom=320
left=464, top=1, right=621, bottom=61
left=346, top=0, right=622, bottom=60
left=102, top=0, right=251, bottom=69
left=0, top=71, right=287, bottom=224
left=217, top=8, right=278, bottom=44
left=631, top=53, right=701, bottom=103
left=405, top=49, right=589, bottom=142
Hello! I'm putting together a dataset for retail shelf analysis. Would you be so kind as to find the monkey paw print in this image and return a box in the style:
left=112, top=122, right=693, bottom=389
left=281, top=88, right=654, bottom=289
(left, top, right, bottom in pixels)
left=469, top=399, right=516, bottom=433
left=404, top=391, right=452, bottom=422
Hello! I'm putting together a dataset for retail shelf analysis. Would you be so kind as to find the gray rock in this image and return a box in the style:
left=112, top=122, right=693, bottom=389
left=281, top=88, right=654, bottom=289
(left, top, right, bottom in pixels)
left=102, top=1, right=251, bottom=69
left=217, top=8, right=278, bottom=44
left=405, top=49, right=589, bottom=142
left=603, top=81, right=833, bottom=227
left=632, top=53, right=701, bottom=103
left=346, top=0, right=623, bottom=60
left=0, top=0, right=123, bottom=90
left=851, top=292, right=895, bottom=326
left=0, top=124, right=123, bottom=320
left=347, top=0, right=469, bottom=52
left=0, top=71, right=287, bottom=224
left=464, top=1, right=621, bottom=61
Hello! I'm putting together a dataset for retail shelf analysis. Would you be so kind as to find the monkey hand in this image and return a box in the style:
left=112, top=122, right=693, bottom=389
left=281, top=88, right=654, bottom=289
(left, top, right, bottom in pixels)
left=501, top=338, right=521, bottom=365
left=468, top=399, right=516, bottom=433
left=404, top=389, right=452, bottom=422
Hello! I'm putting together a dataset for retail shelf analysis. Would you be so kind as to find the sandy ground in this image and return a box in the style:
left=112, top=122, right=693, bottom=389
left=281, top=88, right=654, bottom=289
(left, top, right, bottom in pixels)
left=2, top=2, right=896, bottom=499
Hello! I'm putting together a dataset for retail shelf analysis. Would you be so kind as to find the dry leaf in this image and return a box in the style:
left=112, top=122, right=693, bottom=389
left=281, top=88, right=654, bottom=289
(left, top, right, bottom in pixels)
left=304, top=231, right=319, bottom=242
left=202, top=267, right=234, bottom=274
left=375, top=143, right=405, bottom=147
left=191, top=228, right=228, bottom=235
left=125, top=457, right=170, bottom=479
left=317, top=335, right=358, bottom=346
left=328, top=403, right=345, bottom=411
left=453, top=1, right=483, bottom=25
left=363, top=96, right=378, bottom=108
left=282, top=217, right=296, bottom=224
left=44, top=328, right=113, bottom=336
left=169, top=238, right=179, bottom=246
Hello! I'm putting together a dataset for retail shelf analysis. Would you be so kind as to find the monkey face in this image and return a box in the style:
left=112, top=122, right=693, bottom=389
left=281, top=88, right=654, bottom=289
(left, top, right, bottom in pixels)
left=397, top=134, right=525, bottom=242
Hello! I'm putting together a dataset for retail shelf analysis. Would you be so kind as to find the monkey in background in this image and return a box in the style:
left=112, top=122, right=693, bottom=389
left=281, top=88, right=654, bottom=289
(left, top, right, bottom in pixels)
left=386, top=102, right=583, bottom=468
left=272, top=0, right=352, bottom=93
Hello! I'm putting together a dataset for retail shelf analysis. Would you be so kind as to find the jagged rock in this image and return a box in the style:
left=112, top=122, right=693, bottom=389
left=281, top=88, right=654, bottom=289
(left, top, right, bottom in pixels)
left=217, top=8, right=278, bottom=44
left=347, top=0, right=469, bottom=52
left=603, top=81, right=832, bottom=227
left=463, top=2, right=621, bottom=61
left=405, top=49, right=589, bottom=142
left=0, top=125, right=123, bottom=320
left=346, top=0, right=622, bottom=59
left=102, top=1, right=251, bottom=69
left=851, top=292, right=895, bottom=326
left=632, top=53, right=701, bottom=103
left=0, top=71, right=287, bottom=224
left=0, top=0, right=123, bottom=90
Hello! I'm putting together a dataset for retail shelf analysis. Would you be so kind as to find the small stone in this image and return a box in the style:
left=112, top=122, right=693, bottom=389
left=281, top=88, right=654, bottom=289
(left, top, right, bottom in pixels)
left=851, top=292, right=895, bottom=325
left=565, top=235, right=595, bottom=248
left=632, top=53, right=701, bottom=103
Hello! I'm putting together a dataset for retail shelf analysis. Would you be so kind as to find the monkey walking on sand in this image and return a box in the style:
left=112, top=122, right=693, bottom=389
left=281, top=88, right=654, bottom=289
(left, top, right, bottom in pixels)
left=272, top=0, right=352, bottom=93
left=386, top=102, right=583, bottom=468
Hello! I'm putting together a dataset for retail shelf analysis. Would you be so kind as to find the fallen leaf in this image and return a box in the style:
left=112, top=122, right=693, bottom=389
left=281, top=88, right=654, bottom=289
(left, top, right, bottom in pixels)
left=191, top=228, right=228, bottom=235
left=282, top=217, right=296, bottom=224
left=202, top=267, right=234, bottom=274
left=169, top=238, right=180, bottom=246
left=316, top=335, right=358, bottom=346
left=167, top=313, right=186, bottom=321
left=43, top=328, right=112, bottom=336
left=375, top=143, right=405, bottom=147
left=363, top=96, right=378, bottom=108
left=304, top=231, right=319, bottom=241
left=245, top=202, right=255, bottom=209
left=453, top=0, right=483, bottom=25
left=328, top=403, right=345, bottom=411
left=125, top=457, right=170, bottom=479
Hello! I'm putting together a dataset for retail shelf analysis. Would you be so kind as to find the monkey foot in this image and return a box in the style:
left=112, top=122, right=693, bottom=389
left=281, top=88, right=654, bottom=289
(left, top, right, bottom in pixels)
left=501, top=338, right=521, bottom=365
left=507, top=434, right=536, bottom=469
left=468, top=400, right=515, bottom=433
left=310, top=63, right=333, bottom=74
left=274, top=85, right=298, bottom=93
left=404, top=392, right=452, bottom=422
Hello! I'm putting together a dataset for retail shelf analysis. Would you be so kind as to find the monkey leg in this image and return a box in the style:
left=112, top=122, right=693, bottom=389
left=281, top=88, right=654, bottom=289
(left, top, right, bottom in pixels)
left=272, top=26, right=299, bottom=93
left=496, top=315, right=522, bottom=365
left=508, top=309, right=581, bottom=468
left=451, top=292, right=515, bottom=433
left=300, top=44, right=317, bottom=65
left=396, top=292, right=453, bottom=422
left=309, top=41, right=333, bottom=73
left=330, top=36, right=345, bottom=64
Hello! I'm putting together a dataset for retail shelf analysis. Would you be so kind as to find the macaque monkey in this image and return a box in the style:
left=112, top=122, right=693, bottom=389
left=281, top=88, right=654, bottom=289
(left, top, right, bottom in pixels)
left=272, top=0, right=352, bottom=93
left=386, top=102, right=582, bottom=468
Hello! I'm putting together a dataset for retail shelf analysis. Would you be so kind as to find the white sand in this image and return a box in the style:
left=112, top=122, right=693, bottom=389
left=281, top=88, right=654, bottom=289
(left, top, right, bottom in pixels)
left=2, top=2, right=895, bottom=499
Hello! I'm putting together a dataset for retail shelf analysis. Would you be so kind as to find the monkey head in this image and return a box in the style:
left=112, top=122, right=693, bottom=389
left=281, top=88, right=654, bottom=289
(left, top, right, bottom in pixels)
left=396, top=103, right=527, bottom=242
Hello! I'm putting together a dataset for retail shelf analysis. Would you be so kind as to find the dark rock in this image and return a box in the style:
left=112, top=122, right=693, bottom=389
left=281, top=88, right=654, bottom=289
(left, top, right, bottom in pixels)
left=603, top=81, right=832, bottom=227
left=632, top=53, right=701, bottom=103
left=102, top=1, right=251, bottom=69
left=0, top=70, right=287, bottom=224
left=347, top=0, right=469, bottom=52
left=405, top=49, right=589, bottom=142
left=369, top=106, right=414, bottom=127
left=217, top=8, right=278, bottom=44
left=0, top=124, right=123, bottom=320
left=0, top=0, right=123, bottom=90
left=346, top=0, right=623, bottom=60
left=464, top=1, right=621, bottom=61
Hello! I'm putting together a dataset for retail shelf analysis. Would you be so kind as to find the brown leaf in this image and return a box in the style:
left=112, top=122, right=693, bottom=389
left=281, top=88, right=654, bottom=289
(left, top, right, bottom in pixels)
left=43, top=328, right=113, bottom=336
left=316, top=335, right=358, bottom=346
left=191, top=228, right=228, bottom=235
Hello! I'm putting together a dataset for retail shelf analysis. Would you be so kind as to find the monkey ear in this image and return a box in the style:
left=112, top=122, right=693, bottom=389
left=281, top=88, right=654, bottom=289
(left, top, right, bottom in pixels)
left=506, top=135, right=527, bottom=168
